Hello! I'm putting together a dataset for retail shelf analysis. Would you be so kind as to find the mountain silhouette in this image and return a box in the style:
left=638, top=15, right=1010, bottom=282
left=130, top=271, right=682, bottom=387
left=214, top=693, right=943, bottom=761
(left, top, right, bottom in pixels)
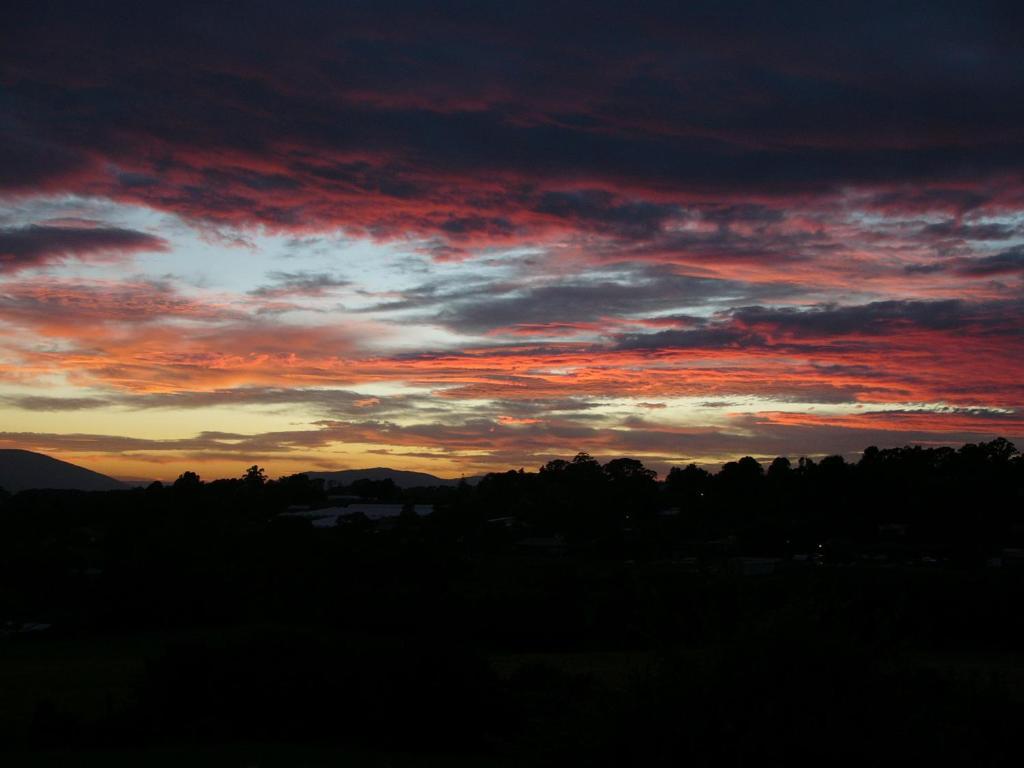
left=0, top=449, right=126, bottom=493
left=307, top=467, right=481, bottom=489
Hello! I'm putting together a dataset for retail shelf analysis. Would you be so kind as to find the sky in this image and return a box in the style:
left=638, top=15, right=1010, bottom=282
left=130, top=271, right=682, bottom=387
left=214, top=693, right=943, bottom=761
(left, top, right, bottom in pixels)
left=1, top=0, right=1023, bottom=481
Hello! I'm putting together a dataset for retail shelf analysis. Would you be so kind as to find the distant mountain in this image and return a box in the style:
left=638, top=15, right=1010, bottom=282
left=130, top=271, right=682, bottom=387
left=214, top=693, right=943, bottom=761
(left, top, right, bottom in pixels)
left=113, top=476, right=162, bottom=487
left=0, top=449, right=126, bottom=493
left=306, top=467, right=481, bottom=489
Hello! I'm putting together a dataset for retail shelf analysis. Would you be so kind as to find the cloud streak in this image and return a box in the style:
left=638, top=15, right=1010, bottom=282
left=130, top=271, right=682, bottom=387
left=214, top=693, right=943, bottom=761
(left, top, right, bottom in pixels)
left=0, top=224, right=168, bottom=273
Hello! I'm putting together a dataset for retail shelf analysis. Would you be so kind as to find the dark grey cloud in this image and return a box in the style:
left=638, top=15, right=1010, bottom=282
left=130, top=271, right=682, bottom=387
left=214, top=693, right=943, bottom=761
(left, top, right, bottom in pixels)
left=0, top=123, right=94, bottom=192
left=730, top=300, right=973, bottom=335
left=360, top=277, right=519, bottom=314
left=3, top=1, right=1023, bottom=238
left=532, top=190, right=680, bottom=239
left=904, top=246, right=1024, bottom=278
left=920, top=221, right=1019, bottom=241
left=248, top=271, right=351, bottom=298
left=0, top=224, right=168, bottom=272
left=433, top=278, right=707, bottom=334
left=697, top=204, right=788, bottom=226
left=0, top=277, right=236, bottom=324
left=616, top=325, right=753, bottom=351
left=369, top=265, right=790, bottom=335
left=867, top=189, right=995, bottom=215
left=0, top=395, right=110, bottom=411
left=599, top=221, right=832, bottom=266
left=904, top=263, right=949, bottom=275
left=617, top=298, right=1024, bottom=350
left=107, top=387, right=447, bottom=420
left=1, top=386, right=612, bottom=428
left=955, top=247, right=1024, bottom=277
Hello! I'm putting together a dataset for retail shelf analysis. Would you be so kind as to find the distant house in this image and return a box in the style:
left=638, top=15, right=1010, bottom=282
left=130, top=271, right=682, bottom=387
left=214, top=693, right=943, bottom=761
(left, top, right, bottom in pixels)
left=344, top=503, right=432, bottom=520
left=280, top=503, right=433, bottom=528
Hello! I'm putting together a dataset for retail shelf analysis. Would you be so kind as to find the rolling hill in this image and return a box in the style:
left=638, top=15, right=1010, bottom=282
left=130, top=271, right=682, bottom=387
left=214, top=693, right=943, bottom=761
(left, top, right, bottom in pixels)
left=0, top=449, right=126, bottom=493
left=306, top=467, right=481, bottom=489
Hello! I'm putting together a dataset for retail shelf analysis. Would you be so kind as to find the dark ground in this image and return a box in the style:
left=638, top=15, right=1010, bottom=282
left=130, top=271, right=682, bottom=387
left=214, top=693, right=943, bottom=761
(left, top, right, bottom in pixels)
left=2, top=441, right=1023, bottom=765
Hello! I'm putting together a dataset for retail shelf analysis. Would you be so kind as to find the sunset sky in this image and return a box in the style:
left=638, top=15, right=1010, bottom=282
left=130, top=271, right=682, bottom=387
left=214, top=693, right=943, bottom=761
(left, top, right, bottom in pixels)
left=2, top=1, right=1023, bottom=481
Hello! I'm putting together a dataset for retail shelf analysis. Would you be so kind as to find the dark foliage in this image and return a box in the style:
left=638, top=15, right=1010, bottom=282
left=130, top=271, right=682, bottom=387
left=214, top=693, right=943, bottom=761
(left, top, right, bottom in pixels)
left=2, top=440, right=1023, bottom=763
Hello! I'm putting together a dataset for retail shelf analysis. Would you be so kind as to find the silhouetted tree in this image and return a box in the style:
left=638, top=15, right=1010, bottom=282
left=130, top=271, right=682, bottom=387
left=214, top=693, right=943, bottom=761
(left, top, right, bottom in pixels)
left=273, top=473, right=326, bottom=507
left=243, top=465, right=267, bottom=487
left=173, top=471, right=202, bottom=489
left=538, top=452, right=610, bottom=536
left=665, top=463, right=711, bottom=503
left=348, top=477, right=400, bottom=501
left=767, top=456, right=792, bottom=480
left=603, top=457, right=658, bottom=524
